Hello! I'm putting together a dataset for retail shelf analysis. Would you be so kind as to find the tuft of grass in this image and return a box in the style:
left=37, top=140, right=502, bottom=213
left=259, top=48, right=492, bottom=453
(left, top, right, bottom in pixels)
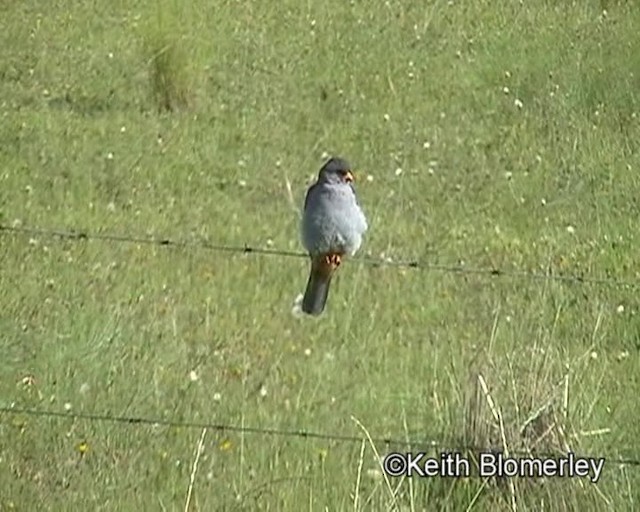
left=142, top=21, right=194, bottom=112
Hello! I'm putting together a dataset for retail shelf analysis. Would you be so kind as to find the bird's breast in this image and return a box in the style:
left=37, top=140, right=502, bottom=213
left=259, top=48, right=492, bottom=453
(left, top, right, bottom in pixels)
left=301, top=185, right=366, bottom=255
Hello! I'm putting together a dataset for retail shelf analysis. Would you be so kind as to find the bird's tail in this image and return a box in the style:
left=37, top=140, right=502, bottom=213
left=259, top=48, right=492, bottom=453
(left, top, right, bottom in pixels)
left=302, top=256, right=337, bottom=316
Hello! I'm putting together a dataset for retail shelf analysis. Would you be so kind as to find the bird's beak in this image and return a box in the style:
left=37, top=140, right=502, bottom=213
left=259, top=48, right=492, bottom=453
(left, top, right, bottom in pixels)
left=345, top=170, right=355, bottom=183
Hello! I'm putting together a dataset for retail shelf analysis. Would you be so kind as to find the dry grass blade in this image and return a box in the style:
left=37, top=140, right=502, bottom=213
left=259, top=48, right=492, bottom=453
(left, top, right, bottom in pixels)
left=184, top=428, right=208, bottom=512
left=351, top=416, right=399, bottom=512
left=353, top=438, right=366, bottom=512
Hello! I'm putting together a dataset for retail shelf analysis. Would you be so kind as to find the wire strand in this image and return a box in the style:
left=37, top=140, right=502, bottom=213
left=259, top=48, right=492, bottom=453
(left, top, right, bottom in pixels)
left=2, top=224, right=639, bottom=288
left=2, top=405, right=639, bottom=467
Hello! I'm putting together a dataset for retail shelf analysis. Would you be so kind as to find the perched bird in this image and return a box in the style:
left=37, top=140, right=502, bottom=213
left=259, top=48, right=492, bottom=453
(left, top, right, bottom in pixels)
left=300, top=157, right=368, bottom=315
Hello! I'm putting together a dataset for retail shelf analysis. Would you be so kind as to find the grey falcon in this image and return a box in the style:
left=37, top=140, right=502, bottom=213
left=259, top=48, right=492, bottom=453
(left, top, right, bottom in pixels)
left=300, top=156, right=368, bottom=316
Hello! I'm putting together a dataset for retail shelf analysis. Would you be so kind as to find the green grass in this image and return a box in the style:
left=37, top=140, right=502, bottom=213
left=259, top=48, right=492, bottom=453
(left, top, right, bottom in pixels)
left=1, top=0, right=640, bottom=510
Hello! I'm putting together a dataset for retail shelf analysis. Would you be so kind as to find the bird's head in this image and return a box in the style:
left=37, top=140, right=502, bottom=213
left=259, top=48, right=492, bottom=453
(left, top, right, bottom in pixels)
left=317, top=157, right=355, bottom=185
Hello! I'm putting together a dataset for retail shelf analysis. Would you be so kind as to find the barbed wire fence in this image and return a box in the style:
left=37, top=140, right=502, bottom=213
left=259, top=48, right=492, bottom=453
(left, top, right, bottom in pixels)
left=1, top=405, right=639, bottom=468
left=2, top=223, right=640, bottom=288
left=2, top=223, right=640, bottom=472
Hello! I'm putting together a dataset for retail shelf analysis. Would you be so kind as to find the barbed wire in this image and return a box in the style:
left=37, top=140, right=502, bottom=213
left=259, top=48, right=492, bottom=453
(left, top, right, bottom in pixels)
left=2, top=224, right=639, bottom=288
left=2, top=405, right=639, bottom=467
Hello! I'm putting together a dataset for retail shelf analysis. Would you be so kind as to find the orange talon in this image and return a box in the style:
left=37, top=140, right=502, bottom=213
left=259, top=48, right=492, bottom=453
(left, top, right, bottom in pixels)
left=322, top=253, right=342, bottom=270
left=327, top=253, right=342, bottom=268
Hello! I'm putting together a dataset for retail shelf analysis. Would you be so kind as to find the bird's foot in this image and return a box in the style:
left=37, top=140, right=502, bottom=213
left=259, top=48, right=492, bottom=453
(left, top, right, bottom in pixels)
left=325, top=253, right=342, bottom=269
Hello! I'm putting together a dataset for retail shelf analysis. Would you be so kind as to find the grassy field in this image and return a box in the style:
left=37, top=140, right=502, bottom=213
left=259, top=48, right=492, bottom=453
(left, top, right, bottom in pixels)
left=1, top=0, right=640, bottom=510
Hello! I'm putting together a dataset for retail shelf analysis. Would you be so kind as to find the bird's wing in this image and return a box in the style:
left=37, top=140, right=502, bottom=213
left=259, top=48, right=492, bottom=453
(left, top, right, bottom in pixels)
left=303, top=182, right=318, bottom=212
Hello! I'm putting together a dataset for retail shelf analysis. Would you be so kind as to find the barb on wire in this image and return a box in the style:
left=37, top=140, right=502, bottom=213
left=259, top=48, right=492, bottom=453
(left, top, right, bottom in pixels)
left=2, top=406, right=639, bottom=467
left=1, top=224, right=639, bottom=288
